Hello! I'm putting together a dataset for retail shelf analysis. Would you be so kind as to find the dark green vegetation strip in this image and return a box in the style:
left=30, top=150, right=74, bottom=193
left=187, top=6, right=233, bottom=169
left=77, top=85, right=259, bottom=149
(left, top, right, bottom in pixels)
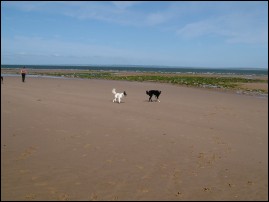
left=36, top=71, right=267, bottom=93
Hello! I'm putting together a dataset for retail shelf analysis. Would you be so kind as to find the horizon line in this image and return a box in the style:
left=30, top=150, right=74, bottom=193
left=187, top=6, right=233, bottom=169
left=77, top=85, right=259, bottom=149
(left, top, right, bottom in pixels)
left=1, top=63, right=268, bottom=70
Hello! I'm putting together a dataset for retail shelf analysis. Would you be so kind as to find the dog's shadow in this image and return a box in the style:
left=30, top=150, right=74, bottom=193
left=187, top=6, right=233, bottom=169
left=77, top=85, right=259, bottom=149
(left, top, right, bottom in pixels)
left=143, top=100, right=159, bottom=103
left=110, top=100, right=126, bottom=104
left=109, top=100, right=158, bottom=103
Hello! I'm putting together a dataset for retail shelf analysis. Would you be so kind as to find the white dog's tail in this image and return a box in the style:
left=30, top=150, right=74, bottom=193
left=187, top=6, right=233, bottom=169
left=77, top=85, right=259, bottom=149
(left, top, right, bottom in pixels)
left=112, top=88, right=116, bottom=95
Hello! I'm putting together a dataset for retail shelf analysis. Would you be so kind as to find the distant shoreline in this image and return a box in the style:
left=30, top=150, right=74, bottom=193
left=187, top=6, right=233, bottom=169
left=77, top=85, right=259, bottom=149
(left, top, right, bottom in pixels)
left=1, top=67, right=267, bottom=97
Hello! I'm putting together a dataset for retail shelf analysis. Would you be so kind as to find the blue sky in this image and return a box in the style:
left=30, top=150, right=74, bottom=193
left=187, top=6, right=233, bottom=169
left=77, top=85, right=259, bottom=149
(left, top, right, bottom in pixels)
left=1, top=1, right=268, bottom=68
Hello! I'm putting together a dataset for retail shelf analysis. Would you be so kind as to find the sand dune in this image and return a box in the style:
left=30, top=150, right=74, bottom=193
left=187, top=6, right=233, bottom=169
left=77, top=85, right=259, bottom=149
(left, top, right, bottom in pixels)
left=1, top=77, right=268, bottom=200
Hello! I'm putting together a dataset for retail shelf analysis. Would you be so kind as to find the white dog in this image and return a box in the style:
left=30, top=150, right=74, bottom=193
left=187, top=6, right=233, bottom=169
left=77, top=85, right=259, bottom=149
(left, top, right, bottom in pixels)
left=112, top=88, right=127, bottom=103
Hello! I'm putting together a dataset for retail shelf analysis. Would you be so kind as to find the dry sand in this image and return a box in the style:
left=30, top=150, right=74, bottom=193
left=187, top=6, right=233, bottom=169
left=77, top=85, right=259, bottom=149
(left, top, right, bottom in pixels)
left=1, top=76, right=268, bottom=201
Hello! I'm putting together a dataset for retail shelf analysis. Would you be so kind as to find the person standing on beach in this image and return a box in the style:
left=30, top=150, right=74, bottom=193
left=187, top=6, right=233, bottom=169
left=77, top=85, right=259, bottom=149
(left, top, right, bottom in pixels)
left=20, top=66, right=27, bottom=82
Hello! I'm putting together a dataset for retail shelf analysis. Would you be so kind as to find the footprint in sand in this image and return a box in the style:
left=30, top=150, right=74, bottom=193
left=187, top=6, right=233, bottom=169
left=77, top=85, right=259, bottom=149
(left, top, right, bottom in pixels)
left=17, top=146, right=37, bottom=160
left=175, top=191, right=182, bottom=197
left=247, top=180, right=253, bottom=185
left=90, top=193, right=98, bottom=201
left=57, top=193, right=70, bottom=201
left=203, top=187, right=211, bottom=192
left=19, top=169, right=30, bottom=174
left=171, top=169, right=182, bottom=185
left=160, top=163, right=168, bottom=170
left=138, top=188, right=149, bottom=194
left=24, top=193, right=36, bottom=200
left=106, top=159, right=113, bottom=164
left=84, top=143, right=92, bottom=150
left=141, top=175, right=150, bottom=180
left=136, top=165, right=144, bottom=170
left=197, top=152, right=220, bottom=168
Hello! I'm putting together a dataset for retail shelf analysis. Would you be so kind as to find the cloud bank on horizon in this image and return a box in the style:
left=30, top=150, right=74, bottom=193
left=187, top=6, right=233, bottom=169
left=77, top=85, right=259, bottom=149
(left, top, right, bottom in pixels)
left=1, top=1, right=268, bottom=68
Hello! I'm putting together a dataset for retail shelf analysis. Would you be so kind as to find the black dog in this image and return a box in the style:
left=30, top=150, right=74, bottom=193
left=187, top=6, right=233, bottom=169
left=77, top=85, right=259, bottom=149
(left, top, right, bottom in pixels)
left=146, top=90, right=161, bottom=102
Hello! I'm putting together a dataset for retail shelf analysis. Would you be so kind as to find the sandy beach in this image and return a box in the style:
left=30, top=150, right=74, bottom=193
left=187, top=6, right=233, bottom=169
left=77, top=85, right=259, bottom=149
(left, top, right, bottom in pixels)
left=1, top=76, right=268, bottom=200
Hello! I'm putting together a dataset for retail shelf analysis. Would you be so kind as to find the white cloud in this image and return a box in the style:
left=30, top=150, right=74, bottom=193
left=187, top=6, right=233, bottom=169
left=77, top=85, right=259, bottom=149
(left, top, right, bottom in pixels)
left=145, top=12, right=171, bottom=26
left=4, top=1, right=49, bottom=12
left=2, top=35, right=161, bottom=63
left=4, top=1, right=175, bottom=27
left=2, top=34, right=177, bottom=65
left=176, top=13, right=268, bottom=44
left=111, top=1, right=141, bottom=10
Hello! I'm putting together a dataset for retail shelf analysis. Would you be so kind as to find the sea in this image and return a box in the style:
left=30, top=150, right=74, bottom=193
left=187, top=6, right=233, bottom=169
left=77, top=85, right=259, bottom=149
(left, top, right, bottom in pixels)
left=1, top=64, right=268, bottom=76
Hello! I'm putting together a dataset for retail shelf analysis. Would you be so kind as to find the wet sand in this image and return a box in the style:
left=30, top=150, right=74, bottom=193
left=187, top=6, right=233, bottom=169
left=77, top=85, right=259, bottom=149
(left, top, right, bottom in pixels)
left=1, top=76, right=268, bottom=200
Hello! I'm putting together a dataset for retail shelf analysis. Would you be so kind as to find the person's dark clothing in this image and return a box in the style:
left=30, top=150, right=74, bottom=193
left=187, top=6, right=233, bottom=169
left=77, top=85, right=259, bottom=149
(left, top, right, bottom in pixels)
left=22, top=73, right=26, bottom=82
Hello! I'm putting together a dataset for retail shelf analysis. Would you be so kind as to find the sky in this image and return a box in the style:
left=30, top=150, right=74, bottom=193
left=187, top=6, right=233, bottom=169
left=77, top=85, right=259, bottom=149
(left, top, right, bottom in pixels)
left=1, top=1, right=268, bottom=69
